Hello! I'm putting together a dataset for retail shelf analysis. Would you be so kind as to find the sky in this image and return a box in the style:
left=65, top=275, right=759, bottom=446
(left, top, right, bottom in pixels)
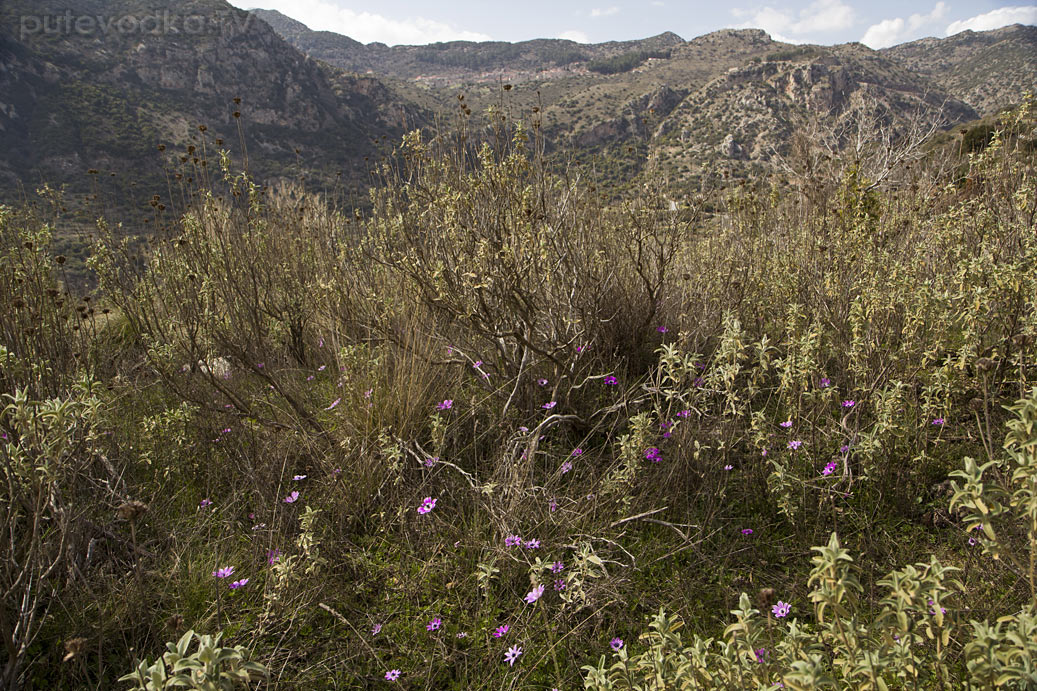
left=227, top=1, right=1037, bottom=48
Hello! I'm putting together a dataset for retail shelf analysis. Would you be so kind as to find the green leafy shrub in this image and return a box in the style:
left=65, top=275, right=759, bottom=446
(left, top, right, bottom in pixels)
left=584, top=388, right=1037, bottom=690
left=119, top=629, right=266, bottom=691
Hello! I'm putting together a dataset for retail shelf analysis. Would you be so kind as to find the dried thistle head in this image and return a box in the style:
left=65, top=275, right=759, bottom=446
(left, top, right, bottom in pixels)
left=976, top=357, right=995, bottom=372
left=757, top=588, right=775, bottom=606
left=117, top=500, right=148, bottom=522
left=63, top=637, right=87, bottom=662
left=166, top=614, right=185, bottom=632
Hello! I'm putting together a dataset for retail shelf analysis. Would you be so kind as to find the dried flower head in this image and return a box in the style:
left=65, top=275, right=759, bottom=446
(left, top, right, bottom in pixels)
left=117, top=500, right=148, bottom=522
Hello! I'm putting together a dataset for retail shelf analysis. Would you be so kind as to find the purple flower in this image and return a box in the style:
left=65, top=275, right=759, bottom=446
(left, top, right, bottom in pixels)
left=504, top=645, right=522, bottom=666
left=553, top=578, right=566, bottom=591
left=213, top=566, right=235, bottom=578
left=772, top=601, right=791, bottom=618
left=741, top=529, right=753, bottom=535
left=266, top=549, right=281, bottom=565
left=385, top=669, right=400, bottom=681
left=604, top=376, right=618, bottom=385
left=426, top=617, right=441, bottom=631
left=788, top=440, right=802, bottom=450
left=780, top=420, right=793, bottom=428
left=840, top=445, right=850, bottom=453
left=549, top=499, right=558, bottom=512
left=524, top=538, right=540, bottom=549
left=417, top=497, right=437, bottom=514
left=560, top=461, right=573, bottom=474
left=754, top=648, right=767, bottom=663
left=724, top=464, right=733, bottom=471
left=524, top=585, right=545, bottom=603
left=932, top=417, right=945, bottom=426
left=293, top=474, right=307, bottom=481
left=537, top=378, right=548, bottom=386
left=819, top=378, right=831, bottom=388
left=457, top=632, right=467, bottom=638
left=645, top=447, right=662, bottom=463
left=229, top=578, right=249, bottom=590
left=842, top=400, right=855, bottom=408
left=822, top=461, right=837, bottom=476
left=199, top=498, right=212, bottom=508
left=364, top=388, right=373, bottom=399
left=306, top=375, right=314, bottom=381
left=551, top=561, right=564, bottom=573
left=493, top=624, right=509, bottom=638
left=505, top=534, right=521, bottom=547
left=656, top=326, right=668, bottom=333
left=677, top=409, right=690, bottom=418
left=473, top=360, right=483, bottom=368
left=436, top=399, right=453, bottom=410
left=424, top=457, right=438, bottom=467
left=325, top=398, right=341, bottom=410
left=542, top=401, right=557, bottom=409
left=572, top=448, right=583, bottom=456
left=609, top=637, right=624, bottom=651
left=372, top=623, right=382, bottom=635
left=284, top=491, right=299, bottom=504
left=928, top=599, right=946, bottom=615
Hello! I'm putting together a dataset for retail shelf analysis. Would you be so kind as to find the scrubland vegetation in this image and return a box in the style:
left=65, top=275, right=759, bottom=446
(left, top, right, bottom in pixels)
left=2, top=98, right=1036, bottom=690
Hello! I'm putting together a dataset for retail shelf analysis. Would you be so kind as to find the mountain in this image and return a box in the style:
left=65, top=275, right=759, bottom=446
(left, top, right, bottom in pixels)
left=252, top=9, right=683, bottom=85
left=252, top=14, right=998, bottom=190
left=0, top=0, right=423, bottom=201
left=650, top=42, right=978, bottom=186
left=882, top=24, right=1037, bottom=116
left=1, top=2, right=1031, bottom=206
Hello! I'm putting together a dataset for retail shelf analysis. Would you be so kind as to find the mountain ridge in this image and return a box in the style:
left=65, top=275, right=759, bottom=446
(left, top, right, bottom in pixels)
left=0, top=0, right=424, bottom=200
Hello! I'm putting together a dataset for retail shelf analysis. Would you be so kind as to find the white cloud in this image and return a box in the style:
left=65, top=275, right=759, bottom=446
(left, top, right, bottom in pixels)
left=731, top=0, right=855, bottom=40
left=861, top=1, right=948, bottom=48
left=558, top=29, right=591, bottom=43
left=229, top=0, right=491, bottom=45
left=590, top=7, right=620, bottom=18
left=945, top=5, right=1037, bottom=35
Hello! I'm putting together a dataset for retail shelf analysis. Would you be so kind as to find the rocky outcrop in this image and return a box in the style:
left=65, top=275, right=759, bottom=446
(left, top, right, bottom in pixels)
left=883, top=24, right=1037, bottom=115
left=0, top=0, right=425, bottom=198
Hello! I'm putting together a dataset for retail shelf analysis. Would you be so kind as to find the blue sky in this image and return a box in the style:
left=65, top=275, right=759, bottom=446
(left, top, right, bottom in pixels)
left=228, top=1, right=1037, bottom=47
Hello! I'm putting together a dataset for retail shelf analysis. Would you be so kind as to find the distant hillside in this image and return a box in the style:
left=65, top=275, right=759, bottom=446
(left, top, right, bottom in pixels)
left=251, top=13, right=1012, bottom=191
left=0, top=0, right=423, bottom=201
left=883, top=24, right=1037, bottom=115
left=252, top=9, right=683, bottom=84
left=651, top=42, right=977, bottom=186
left=1, top=2, right=1031, bottom=205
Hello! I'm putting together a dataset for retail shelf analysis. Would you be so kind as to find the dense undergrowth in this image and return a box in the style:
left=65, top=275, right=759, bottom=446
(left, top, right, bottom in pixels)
left=1, top=98, right=1036, bottom=690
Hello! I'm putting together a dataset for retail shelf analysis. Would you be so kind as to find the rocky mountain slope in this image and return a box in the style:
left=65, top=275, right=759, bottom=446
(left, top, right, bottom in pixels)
left=651, top=42, right=977, bottom=187
left=0, top=0, right=422, bottom=200
left=1, top=1, right=1032, bottom=204
left=883, top=24, right=1037, bottom=116
left=252, top=9, right=683, bottom=85
left=253, top=13, right=1011, bottom=190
